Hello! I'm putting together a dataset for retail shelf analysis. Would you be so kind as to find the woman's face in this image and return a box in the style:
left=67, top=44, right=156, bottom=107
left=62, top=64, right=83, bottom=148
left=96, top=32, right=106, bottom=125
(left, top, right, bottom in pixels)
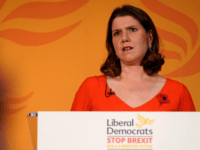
left=112, top=16, right=153, bottom=65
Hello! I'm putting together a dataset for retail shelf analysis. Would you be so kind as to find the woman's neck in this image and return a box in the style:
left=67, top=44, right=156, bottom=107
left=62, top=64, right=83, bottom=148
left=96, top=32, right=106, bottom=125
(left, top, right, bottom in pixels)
left=119, top=63, right=150, bottom=82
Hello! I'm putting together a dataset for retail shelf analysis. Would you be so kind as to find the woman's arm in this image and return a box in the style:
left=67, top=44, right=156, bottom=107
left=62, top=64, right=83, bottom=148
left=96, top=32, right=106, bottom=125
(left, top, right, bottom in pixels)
left=71, top=78, right=92, bottom=111
left=71, top=77, right=99, bottom=111
left=178, top=85, right=196, bottom=111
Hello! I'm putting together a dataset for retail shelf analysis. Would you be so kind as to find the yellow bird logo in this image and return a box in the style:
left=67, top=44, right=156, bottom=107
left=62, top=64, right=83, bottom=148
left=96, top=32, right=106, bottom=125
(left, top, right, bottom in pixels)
left=136, top=114, right=155, bottom=128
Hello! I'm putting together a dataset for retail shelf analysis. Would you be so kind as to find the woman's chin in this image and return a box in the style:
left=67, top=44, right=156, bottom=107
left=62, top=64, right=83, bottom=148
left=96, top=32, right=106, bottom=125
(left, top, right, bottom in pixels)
left=120, top=59, right=141, bottom=66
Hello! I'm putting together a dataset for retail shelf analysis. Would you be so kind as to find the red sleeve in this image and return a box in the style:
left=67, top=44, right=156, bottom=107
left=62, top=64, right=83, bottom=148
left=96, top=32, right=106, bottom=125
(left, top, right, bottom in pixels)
left=71, top=77, right=99, bottom=111
left=178, top=85, right=196, bottom=111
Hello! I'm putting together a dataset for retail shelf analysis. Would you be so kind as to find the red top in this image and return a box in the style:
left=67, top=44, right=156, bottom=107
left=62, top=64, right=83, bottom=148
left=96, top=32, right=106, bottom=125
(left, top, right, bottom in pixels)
left=71, top=75, right=195, bottom=111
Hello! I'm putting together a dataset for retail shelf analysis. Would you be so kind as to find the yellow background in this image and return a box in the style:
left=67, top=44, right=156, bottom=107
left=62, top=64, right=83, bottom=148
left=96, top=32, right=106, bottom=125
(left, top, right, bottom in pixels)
left=0, top=0, right=200, bottom=149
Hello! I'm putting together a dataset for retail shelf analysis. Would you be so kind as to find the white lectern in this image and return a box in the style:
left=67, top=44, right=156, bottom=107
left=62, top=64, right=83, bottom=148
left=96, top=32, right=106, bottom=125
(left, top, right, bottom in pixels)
left=27, top=112, right=200, bottom=150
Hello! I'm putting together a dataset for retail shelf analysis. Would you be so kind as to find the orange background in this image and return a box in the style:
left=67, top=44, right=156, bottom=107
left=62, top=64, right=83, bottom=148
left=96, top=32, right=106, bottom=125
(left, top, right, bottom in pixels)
left=0, top=0, right=200, bottom=149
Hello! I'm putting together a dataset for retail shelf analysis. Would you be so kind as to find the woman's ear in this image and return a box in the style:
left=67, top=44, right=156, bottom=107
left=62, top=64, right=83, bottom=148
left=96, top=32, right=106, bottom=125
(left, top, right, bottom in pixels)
left=147, top=30, right=153, bottom=44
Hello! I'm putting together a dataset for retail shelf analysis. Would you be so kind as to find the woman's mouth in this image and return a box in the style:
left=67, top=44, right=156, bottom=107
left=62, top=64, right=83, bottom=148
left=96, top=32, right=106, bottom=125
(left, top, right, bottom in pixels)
left=122, top=46, right=133, bottom=51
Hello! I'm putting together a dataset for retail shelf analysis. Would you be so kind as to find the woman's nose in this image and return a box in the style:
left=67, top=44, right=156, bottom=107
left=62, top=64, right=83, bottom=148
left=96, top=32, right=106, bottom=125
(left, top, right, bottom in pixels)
left=121, top=31, right=130, bottom=43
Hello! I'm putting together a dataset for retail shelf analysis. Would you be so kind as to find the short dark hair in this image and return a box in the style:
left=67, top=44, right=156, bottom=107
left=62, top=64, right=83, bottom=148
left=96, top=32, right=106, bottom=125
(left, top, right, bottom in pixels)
left=100, top=5, right=164, bottom=77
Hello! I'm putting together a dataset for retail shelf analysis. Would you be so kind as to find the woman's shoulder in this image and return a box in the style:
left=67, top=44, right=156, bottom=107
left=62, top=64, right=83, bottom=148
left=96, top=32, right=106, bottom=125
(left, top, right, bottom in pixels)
left=84, top=75, right=106, bottom=82
left=81, top=75, right=106, bottom=87
left=165, top=78, right=195, bottom=111
left=166, top=78, right=185, bottom=88
left=86, top=75, right=106, bottom=81
left=164, top=78, right=189, bottom=93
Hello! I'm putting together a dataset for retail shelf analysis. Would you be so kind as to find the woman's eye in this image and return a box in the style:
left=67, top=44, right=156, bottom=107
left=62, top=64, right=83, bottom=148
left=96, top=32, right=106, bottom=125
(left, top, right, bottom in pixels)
left=114, top=31, right=120, bottom=36
left=130, top=28, right=137, bottom=32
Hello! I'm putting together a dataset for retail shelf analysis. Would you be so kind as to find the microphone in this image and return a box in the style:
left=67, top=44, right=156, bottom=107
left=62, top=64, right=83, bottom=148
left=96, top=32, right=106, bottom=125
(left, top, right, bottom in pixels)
left=105, top=84, right=115, bottom=97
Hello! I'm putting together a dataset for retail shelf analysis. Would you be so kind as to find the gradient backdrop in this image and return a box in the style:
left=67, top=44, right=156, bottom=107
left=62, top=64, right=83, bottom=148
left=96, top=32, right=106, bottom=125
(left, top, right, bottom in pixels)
left=0, top=0, right=200, bottom=150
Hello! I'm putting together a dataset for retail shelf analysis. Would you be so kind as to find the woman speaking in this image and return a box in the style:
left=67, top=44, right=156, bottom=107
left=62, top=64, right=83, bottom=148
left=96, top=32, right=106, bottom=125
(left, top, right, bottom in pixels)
left=71, top=5, right=195, bottom=111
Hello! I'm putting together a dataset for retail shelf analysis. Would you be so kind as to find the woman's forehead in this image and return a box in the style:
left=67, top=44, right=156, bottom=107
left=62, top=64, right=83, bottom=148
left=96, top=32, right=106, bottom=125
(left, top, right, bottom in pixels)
left=112, top=16, right=142, bottom=30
